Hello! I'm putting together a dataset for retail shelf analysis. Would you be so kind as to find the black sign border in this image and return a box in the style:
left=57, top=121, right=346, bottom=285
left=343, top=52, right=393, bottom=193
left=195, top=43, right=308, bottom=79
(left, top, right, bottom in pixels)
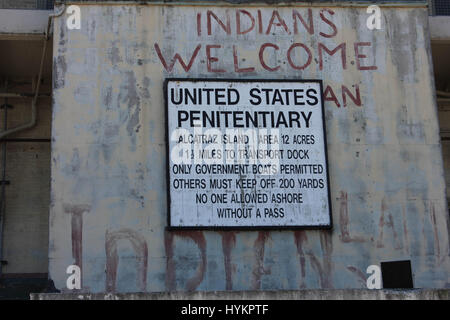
left=164, top=78, right=333, bottom=231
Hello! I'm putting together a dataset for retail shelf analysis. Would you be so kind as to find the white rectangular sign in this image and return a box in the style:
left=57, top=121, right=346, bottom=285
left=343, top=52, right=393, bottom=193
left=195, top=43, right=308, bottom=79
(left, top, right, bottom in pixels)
left=166, top=79, right=331, bottom=228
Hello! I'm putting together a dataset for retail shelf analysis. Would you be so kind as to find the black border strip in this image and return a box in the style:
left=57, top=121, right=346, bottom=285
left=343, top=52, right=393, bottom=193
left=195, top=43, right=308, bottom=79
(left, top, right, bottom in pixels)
left=0, top=138, right=51, bottom=143
left=164, top=78, right=333, bottom=231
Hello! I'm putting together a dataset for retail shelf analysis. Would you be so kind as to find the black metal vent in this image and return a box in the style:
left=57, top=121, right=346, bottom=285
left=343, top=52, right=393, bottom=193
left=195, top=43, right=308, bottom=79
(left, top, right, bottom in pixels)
left=36, top=0, right=54, bottom=10
left=0, top=0, right=53, bottom=10
left=434, top=0, right=450, bottom=16
left=381, top=260, right=414, bottom=289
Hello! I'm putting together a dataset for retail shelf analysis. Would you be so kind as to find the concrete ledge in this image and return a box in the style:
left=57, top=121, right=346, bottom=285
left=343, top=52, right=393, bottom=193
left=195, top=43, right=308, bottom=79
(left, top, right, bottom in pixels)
left=0, top=9, right=51, bottom=36
left=430, top=16, right=450, bottom=41
left=30, top=289, right=450, bottom=300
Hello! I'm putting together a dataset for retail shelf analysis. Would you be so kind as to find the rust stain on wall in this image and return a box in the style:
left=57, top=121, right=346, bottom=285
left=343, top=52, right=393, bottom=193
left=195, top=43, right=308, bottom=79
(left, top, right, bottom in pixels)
left=338, top=191, right=365, bottom=243
left=164, top=231, right=176, bottom=291
left=293, top=231, right=307, bottom=288
left=430, top=202, right=441, bottom=262
left=346, top=265, right=367, bottom=287
left=63, top=203, right=91, bottom=287
left=377, top=198, right=402, bottom=250
left=402, top=205, right=410, bottom=255
left=293, top=231, right=333, bottom=288
left=105, top=228, right=148, bottom=292
left=220, top=231, right=237, bottom=290
left=164, top=231, right=207, bottom=291
left=252, top=231, right=271, bottom=290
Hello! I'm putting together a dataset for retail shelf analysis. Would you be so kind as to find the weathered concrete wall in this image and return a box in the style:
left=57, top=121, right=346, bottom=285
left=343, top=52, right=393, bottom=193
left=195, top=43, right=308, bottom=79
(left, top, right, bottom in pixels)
left=50, top=3, right=450, bottom=293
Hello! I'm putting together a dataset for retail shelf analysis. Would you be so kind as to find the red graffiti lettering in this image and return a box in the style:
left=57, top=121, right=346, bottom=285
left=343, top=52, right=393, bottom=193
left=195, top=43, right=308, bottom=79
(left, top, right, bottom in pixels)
left=236, top=10, right=255, bottom=35
left=319, top=9, right=337, bottom=38
left=342, top=85, right=362, bottom=107
left=206, top=44, right=226, bottom=73
left=293, top=8, right=314, bottom=35
left=233, top=45, right=255, bottom=73
left=287, top=43, right=313, bottom=70
left=105, top=228, right=148, bottom=292
left=259, top=43, right=280, bottom=72
left=354, top=42, right=378, bottom=71
left=207, top=10, right=231, bottom=35
left=154, top=43, right=201, bottom=72
left=318, top=42, right=346, bottom=70
left=266, top=10, right=290, bottom=35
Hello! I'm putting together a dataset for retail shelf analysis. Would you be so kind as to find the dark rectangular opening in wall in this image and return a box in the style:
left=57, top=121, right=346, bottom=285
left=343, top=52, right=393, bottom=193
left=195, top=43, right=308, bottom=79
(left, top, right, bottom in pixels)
left=434, top=0, right=450, bottom=16
left=431, top=38, right=450, bottom=212
left=0, top=0, right=54, bottom=10
left=381, top=260, right=413, bottom=289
